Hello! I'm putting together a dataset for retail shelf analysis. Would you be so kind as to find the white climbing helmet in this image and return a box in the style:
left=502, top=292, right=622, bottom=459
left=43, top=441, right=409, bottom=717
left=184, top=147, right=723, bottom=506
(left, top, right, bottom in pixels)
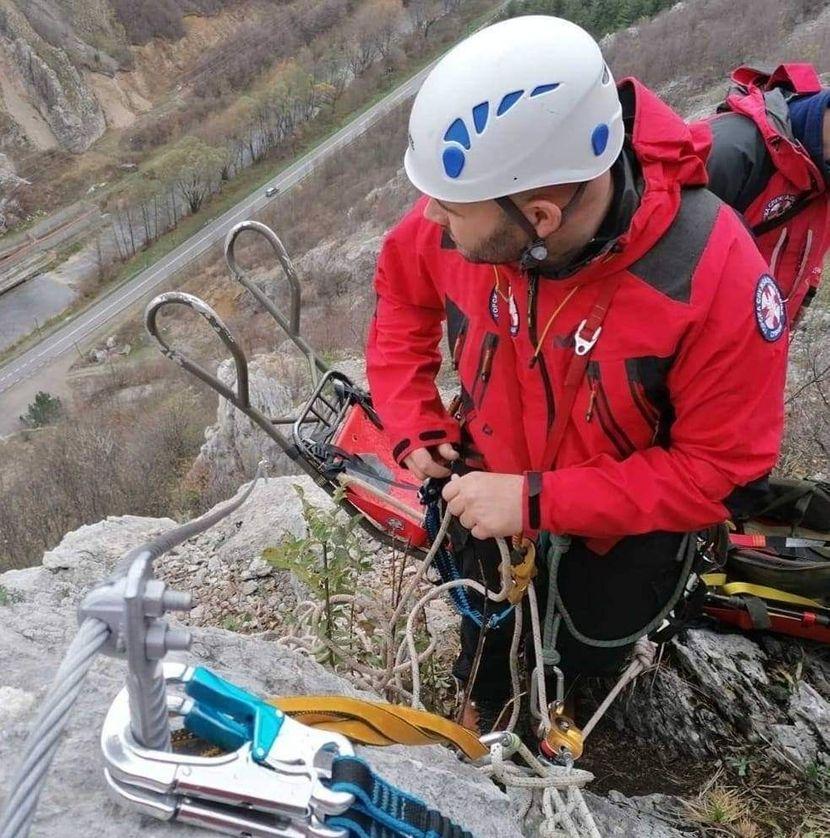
left=404, top=15, right=624, bottom=203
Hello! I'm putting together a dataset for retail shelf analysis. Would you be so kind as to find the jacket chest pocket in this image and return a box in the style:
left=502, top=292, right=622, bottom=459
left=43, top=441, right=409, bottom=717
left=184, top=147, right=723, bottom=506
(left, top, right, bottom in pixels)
left=468, top=331, right=499, bottom=408
left=454, top=326, right=500, bottom=413
left=445, top=295, right=469, bottom=368
left=583, top=357, right=673, bottom=456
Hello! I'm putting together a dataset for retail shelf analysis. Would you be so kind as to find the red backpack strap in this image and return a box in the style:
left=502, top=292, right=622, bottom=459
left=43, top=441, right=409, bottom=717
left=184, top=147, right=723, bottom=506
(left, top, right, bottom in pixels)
left=539, top=276, right=621, bottom=470
left=730, top=66, right=771, bottom=90
left=724, top=84, right=820, bottom=194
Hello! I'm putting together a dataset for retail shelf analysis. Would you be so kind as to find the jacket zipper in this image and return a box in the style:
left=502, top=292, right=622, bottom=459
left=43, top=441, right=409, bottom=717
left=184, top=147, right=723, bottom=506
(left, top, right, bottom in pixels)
left=451, top=319, right=469, bottom=370
left=627, top=374, right=661, bottom=443
left=586, top=363, right=636, bottom=457
left=527, top=272, right=555, bottom=429
left=471, top=332, right=499, bottom=407
left=785, top=229, right=813, bottom=304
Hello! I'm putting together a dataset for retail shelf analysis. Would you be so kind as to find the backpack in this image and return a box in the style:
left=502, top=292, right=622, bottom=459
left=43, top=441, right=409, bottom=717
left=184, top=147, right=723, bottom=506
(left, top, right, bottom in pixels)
left=702, top=64, right=829, bottom=325
left=703, top=477, right=830, bottom=643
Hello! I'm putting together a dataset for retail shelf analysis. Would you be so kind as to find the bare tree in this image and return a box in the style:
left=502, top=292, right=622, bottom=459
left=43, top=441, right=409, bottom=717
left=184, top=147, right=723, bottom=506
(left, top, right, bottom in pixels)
left=153, top=137, right=226, bottom=215
left=372, top=0, right=405, bottom=58
left=406, top=0, right=442, bottom=40
left=101, top=184, right=137, bottom=260
left=313, top=41, right=350, bottom=106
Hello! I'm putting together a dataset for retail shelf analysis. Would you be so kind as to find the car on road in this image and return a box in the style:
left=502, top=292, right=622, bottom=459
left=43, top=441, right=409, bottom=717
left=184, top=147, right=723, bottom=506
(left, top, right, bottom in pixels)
left=265, top=186, right=279, bottom=197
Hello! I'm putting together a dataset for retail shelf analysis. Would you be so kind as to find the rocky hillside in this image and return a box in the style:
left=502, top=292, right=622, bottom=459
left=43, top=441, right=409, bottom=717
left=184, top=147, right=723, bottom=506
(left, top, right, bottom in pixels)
left=0, top=0, right=253, bottom=156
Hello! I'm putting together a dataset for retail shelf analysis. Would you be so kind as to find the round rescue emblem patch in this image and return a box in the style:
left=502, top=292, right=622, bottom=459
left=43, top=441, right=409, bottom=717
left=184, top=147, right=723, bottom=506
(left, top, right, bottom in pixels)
left=754, top=274, right=786, bottom=342
left=762, top=193, right=796, bottom=221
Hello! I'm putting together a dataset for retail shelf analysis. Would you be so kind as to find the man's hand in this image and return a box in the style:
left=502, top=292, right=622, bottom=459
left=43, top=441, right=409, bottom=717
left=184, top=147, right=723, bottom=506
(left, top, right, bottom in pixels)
left=404, top=443, right=459, bottom=481
left=442, top=472, right=523, bottom=540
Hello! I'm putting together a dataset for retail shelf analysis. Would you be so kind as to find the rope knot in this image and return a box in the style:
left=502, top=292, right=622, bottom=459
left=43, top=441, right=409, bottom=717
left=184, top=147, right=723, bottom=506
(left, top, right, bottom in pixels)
left=541, top=649, right=561, bottom=668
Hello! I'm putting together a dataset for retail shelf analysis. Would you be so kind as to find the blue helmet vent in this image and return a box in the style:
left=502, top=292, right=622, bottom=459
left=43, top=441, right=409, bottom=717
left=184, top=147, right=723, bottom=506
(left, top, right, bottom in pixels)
left=442, top=146, right=466, bottom=178
left=496, top=90, right=524, bottom=116
left=591, top=123, right=609, bottom=156
left=472, top=102, right=489, bottom=134
left=530, top=83, right=560, bottom=97
left=443, top=118, right=471, bottom=149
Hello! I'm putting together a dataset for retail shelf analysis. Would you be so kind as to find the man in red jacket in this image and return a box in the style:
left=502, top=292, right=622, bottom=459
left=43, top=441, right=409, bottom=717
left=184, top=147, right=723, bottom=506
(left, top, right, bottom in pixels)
left=366, top=15, right=788, bottom=733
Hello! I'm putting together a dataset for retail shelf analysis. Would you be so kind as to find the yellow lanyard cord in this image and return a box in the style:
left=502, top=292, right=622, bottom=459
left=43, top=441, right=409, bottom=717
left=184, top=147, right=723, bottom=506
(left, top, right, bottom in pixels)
left=532, top=285, right=580, bottom=361
left=491, top=265, right=511, bottom=303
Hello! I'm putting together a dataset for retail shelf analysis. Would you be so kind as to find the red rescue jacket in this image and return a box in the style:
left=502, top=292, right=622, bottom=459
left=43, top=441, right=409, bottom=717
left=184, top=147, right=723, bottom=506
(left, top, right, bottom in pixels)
left=366, top=80, right=788, bottom=547
left=701, top=64, right=830, bottom=324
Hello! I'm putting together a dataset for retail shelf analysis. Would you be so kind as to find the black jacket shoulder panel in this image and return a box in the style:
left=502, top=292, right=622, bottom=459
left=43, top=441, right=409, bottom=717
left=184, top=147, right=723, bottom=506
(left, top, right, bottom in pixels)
left=707, top=112, right=775, bottom=213
left=628, top=188, right=722, bottom=303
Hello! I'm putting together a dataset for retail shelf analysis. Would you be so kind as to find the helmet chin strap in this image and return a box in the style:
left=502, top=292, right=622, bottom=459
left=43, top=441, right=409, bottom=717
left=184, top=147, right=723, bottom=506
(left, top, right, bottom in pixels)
left=495, top=181, right=588, bottom=271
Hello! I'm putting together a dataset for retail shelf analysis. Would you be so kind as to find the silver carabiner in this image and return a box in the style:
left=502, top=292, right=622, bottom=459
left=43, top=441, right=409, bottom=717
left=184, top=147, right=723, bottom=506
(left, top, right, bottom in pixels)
left=101, top=665, right=354, bottom=834
left=104, top=770, right=346, bottom=838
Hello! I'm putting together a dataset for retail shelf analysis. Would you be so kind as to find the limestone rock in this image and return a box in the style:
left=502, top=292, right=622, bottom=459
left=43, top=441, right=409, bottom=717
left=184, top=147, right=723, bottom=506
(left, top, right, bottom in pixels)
left=295, top=223, right=383, bottom=303
left=190, top=354, right=299, bottom=492
left=0, top=152, right=27, bottom=233
left=0, top=500, right=521, bottom=838
left=588, top=627, right=830, bottom=772
left=0, top=1, right=129, bottom=154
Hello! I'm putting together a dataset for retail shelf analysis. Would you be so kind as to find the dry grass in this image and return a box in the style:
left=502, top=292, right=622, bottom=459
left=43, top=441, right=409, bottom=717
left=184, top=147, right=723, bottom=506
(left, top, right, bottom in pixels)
left=685, top=776, right=753, bottom=834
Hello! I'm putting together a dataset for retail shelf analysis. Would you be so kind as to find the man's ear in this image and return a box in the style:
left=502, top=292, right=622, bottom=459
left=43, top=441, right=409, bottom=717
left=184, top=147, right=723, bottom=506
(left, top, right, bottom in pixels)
left=522, top=196, right=563, bottom=239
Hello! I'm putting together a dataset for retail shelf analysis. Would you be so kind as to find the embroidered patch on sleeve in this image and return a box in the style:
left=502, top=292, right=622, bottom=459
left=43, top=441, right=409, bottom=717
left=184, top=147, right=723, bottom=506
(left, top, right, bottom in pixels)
left=762, top=194, right=796, bottom=221
left=754, top=274, right=786, bottom=342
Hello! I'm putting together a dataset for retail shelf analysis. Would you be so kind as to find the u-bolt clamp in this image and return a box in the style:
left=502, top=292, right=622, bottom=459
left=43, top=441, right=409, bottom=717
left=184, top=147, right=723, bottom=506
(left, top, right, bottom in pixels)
left=101, top=662, right=355, bottom=838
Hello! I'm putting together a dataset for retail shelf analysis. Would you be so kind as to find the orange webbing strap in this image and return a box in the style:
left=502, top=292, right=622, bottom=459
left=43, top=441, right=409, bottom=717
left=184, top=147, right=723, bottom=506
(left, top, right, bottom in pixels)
left=270, top=695, right=488, bottom=760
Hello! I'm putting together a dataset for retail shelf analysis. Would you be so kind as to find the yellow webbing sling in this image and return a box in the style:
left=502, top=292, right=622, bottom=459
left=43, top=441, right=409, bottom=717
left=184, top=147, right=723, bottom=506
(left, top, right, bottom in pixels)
left=271, top=695, right=488, bottom=760
left=702, top=573, right=824, bottom=609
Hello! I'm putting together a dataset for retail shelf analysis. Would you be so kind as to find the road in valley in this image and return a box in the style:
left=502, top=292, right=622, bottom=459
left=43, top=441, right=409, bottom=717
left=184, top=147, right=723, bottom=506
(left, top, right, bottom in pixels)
left=0, top=60, right=434, bottom=417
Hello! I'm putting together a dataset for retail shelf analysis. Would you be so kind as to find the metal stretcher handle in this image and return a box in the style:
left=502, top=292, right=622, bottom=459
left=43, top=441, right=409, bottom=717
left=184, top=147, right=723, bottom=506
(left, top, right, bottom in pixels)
left=144, top=292, right=304, bottom=464
left=224, top=220, right=329, bottom=386
left=144, top=221, right=419, bottom=552
left=146, top=292, right=252, bottom=409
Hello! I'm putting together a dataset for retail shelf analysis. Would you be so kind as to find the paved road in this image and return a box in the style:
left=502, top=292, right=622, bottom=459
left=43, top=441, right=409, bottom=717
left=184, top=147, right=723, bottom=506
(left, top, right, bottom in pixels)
left=0, top=59, right=438, bottom=405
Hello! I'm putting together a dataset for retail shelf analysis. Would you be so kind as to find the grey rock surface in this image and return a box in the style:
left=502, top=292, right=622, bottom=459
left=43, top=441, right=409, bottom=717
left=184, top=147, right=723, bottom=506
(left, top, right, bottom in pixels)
left=4, top=27, right=106, bottom=154
left=190, top=355, right=300, bottom=492
left=586, top=792, right=690, bottom=837
left=294, top=223, right=383, bottom=303
left=156, top=476, right=330, bottom=634
left=0, top=500, right=521, bottom=838
left=0, top=1, right=120, bottom=153
left=0, top=153, right=27, bottom=233
left=0, top=477, right=708, bottom=837
left=589, top=627, right=830, bottom=771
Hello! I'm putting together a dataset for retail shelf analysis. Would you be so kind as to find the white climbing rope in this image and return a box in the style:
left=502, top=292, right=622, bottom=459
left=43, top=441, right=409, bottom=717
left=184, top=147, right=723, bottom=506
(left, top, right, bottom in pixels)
left=276, top=505, right=524, bottom=715
left=479, top=733, right=600, bottom=838
left=280, top=502, right=663, bottom=838
left=581, top=637, right=656, bottom=741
